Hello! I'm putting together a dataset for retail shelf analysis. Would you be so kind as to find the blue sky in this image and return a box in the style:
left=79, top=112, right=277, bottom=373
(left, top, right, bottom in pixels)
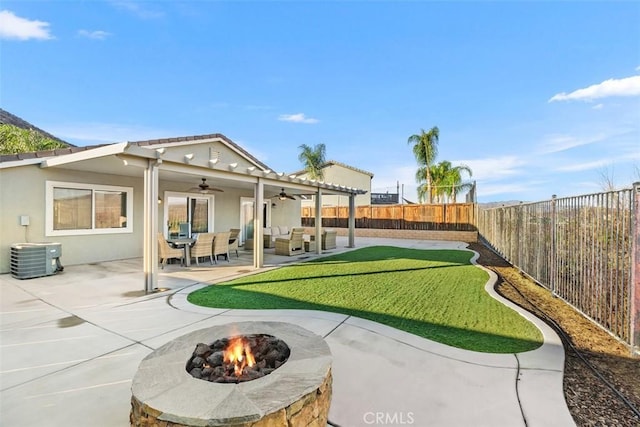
left=1, top=1, right=639, bottom=203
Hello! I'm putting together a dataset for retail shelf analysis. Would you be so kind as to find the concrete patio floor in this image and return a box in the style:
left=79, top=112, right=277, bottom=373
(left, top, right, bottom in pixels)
left=0, top=237, right=575, bottom=426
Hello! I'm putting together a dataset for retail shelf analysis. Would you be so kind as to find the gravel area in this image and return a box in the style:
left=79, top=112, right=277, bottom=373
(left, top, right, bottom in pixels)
left=469, top=242, right=640, bottom=427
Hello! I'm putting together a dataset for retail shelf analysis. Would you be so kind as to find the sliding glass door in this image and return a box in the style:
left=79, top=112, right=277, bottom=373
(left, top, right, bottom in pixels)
left=165, top=193, right=214, bottom=238
left=239, top=197, right=269, bottom=243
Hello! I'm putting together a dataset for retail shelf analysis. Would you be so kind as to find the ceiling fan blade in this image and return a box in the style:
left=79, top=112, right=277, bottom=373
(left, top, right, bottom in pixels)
left=188, top=178, right=224, bottom=193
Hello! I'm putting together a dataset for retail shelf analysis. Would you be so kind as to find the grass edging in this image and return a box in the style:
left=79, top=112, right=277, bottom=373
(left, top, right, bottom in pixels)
left=188, top=246, right=544, bottom=353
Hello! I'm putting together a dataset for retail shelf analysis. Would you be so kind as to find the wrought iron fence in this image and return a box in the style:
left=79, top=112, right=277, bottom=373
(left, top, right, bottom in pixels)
left=478, top=184, right=640, bottom=352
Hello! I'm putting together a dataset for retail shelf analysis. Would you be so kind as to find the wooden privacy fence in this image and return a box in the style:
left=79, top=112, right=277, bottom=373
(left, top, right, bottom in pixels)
left=478, top=184, right=640, bottom=353
left=301, top=203, right=476, bottom=231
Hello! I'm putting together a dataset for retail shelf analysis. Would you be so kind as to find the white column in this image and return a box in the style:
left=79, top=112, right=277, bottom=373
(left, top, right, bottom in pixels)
left=143, top=160, right=160, bottom=293
left=348, top=194, right=356, bottom=248
left=315, top=188, right=322, bottom=254
left=253, top=179, right=264, bottom=268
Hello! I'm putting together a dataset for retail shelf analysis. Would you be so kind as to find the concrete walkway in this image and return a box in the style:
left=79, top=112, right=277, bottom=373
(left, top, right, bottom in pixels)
left=0, top=238, right=575, bottom=426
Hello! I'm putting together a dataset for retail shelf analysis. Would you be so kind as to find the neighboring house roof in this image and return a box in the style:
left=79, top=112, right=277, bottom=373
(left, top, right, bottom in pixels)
left=291, top=160, right=374, bottom=178
left=0, top=108, right=74, bottom=147
left=0, top=133, right=271, bottom=171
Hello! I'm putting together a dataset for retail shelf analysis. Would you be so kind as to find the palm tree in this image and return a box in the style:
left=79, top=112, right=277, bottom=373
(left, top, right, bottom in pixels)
left=407, top=127, right=439, bottom=203
left=428, top=161, right=473, bottom=203
left=298, top=143, right=326, bottom=180
left=445, top=163, right=473, bottom=203
left=430, top=161, right=453, bottom=203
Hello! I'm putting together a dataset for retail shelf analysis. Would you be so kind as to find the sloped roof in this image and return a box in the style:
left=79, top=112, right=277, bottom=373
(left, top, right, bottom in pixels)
left=0, top=109, right=73, bottom=147
left=0, top=133, right=272, bottom=170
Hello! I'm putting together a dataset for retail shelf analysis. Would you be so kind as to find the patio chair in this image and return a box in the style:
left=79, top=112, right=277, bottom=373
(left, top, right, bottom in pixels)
left=190, top=232, right=215, bottom=266
left=311, top=229, right=337, bottom=250
left=157, top=233, right=184, bottom=269
left=213, top=231, right=231, bottom=263
left=275, top=229, right=304, bottom=256
left=228, top=228, right=240, bottom=257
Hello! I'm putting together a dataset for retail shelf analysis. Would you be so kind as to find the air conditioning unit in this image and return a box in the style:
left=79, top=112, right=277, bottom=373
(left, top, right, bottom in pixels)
left=10, top=243, right=63, bottom=280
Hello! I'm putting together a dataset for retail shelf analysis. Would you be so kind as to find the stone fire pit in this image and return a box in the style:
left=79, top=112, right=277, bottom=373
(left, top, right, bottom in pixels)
left=130, top=321, right=332, bottom=427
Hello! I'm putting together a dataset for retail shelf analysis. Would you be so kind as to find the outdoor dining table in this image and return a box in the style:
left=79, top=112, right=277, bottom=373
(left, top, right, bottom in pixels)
left=167, top=238, right=196, bottom=267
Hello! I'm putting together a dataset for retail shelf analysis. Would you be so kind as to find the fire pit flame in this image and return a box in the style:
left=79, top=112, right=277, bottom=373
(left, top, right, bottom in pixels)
left=224, top=336, right=256, bottom=377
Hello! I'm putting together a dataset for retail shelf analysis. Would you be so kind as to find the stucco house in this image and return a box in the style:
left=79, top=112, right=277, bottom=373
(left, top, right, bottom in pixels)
left=294, top=160, right=373, bottom=209
left=0, top=133, right=366, bottom=291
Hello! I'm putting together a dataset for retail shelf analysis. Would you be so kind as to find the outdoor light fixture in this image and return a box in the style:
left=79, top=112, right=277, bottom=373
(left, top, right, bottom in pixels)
left=184, top=154, right=194, bottom=163
left=209, top=158, right=219, bottom=165
left=156, top=148, right=166, bottom=154
left=229, top=162, right=238, bottom=169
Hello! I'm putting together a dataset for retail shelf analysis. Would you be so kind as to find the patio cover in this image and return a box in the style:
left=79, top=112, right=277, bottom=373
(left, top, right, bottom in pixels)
left=36, top=139, right=366, bottom=293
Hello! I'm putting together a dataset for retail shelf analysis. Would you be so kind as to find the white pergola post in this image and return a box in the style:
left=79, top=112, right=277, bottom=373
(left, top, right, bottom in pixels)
left=315, top=188, right=322, bottom=254
left=143, top=160, right=160, bottom=293
left=348, top=193, right=356, bottom=248
left=253, top=179, right=264, bottom=268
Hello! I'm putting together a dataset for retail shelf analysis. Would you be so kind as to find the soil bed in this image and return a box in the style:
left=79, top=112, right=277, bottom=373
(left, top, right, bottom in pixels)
left=469, top=242, right=640, bottom=427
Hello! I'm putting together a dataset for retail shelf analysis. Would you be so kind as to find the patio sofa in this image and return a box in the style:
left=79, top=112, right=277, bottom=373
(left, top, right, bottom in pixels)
left=263, top=225, right=293, bottom=248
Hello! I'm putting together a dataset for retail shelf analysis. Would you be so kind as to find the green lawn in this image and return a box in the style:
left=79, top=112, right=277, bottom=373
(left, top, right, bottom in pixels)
left=188, top=246, right=543, bottom=353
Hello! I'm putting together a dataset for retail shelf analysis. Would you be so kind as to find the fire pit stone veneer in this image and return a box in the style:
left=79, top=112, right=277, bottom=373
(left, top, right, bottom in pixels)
left=130, top=321, right=332, bottom=427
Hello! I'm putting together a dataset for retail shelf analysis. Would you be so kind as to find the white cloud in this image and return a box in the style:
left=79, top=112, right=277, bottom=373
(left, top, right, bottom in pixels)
left=555, top=158, right=612, bottom=172
left=109, top=1, right=164, bottom=19
left=0, top=10, right=53, bottom=40
left=78, top=29, right=111, bottom=40
left=592, top=103, right=604, bottom=110
left=455, top=156, right=526, bottom=181
left=549, top=75, right=640, bottom=102
left=278, top=113, right=319, bottom=124
left=556, top=149, right=640, bottom=173
left=478, top=182, right=536, bottom=197
left=537, top=133, right=607, bottom=154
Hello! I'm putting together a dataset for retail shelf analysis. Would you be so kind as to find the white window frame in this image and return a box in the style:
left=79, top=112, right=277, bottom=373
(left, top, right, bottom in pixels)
left=162, top=191, right=215, bottom=237
left=46, top=180, right=134, bottom=236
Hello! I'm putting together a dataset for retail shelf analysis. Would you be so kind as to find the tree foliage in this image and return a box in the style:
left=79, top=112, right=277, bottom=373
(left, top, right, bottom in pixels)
left=408, top=127, right=473, bottom=204
left=407, top=127, right=439, bottom=203
left=298, top=143, right=326, bottom=180
left=427, top=161, right=473, bottom=203
left=0, top=124, right=67, bottom=155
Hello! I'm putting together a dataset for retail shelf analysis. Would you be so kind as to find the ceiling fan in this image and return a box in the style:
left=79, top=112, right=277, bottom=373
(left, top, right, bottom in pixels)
left=188, top=178, right=223, bottom=194
left=273, top=188, right=297, bottom=201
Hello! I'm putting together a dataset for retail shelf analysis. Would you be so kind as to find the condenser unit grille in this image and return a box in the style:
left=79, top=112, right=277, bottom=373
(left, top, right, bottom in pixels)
left=10, top=243, right=62, bottom=279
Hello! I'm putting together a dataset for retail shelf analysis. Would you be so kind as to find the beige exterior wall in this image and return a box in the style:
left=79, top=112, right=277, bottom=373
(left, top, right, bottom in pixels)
left=162, top=140, right=259, bottom=170
left=0, top=166, right=145, bottom=273
left=300, top=163, right=372, bottom=208
left=268, top=198, right=302, bottom=228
